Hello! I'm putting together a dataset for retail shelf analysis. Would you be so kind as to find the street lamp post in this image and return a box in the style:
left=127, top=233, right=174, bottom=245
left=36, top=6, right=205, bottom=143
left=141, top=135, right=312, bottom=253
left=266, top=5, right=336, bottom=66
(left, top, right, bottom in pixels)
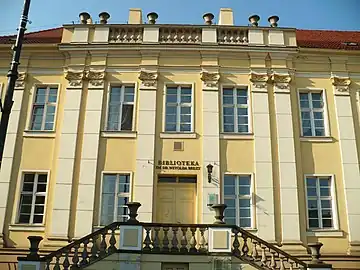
left=0, top=0, right=31, bottom=163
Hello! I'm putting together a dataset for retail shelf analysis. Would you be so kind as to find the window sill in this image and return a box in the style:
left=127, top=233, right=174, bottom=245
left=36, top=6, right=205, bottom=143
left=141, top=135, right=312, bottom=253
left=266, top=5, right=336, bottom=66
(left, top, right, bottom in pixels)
left=101, top=131, right=137, bottom=138
left=23, top=130, right=56, bottom=138
left=306, top=230, right=344, bottom=237
left=160, top=132, right=197, bottom=139
left=300, top=136, right=334, bottom=143
left=220, top=133, right=254, bottom=140
left=9, top=224, right=45, bottom=232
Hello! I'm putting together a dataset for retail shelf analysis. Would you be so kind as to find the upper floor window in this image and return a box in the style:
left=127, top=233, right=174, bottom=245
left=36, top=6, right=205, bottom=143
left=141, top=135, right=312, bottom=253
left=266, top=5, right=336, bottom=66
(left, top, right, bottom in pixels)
left=222, top=87, right=249, bottom=133
left=223, top=174, right=253, bottom=228
left=165, top=85, right=193, bottom=132
left=30, top=86, right=58, bottom=131
left=299, top=91, right=326, bottom=136
left=306, top=176, right=336, bottom=230
left=106, top=85, right=135, bottom=131
left=17, top=172, right=48, bottom=224
left=100, top=173, right=131, bottom=225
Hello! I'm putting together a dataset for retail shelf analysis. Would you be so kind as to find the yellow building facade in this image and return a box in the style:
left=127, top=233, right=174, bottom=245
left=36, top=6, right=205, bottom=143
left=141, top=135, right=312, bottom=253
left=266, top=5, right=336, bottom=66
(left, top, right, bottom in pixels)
left=0, top=7, right=360, bottom=270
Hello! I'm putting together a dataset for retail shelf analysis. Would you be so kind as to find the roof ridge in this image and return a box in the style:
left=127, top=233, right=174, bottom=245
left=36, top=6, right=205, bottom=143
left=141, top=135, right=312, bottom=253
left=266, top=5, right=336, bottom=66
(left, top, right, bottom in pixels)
left=297, top=28, right=359, bottom=33
left=0, top=26, right=63, bottom=38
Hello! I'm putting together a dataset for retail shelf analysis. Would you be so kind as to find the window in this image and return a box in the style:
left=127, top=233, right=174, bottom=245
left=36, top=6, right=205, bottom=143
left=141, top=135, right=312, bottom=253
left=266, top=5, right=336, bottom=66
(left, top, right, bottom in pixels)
left=223, top=175, right=253, bottom=228
left=17, top=173, right=48, bottom=224
left=106, top=85, right=135, bottom=131
left=222, top=87, right=249, bottom=133
left=165, top=85, right=192, bottom=132
left=299, top=91, right=326, bottom=136
left=30, top=86, right=58, bottom=131
left=100, top=173, right=131, bottom=225
left=158, top=175, right=197, bottom=183
left=306, top=176, right=336, bottom=229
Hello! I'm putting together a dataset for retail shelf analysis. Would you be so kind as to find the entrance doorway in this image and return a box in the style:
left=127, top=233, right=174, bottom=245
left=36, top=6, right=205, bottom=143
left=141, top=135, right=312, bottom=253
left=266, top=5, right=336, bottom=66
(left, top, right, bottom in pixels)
left=156, top=176, right=196, bottom=224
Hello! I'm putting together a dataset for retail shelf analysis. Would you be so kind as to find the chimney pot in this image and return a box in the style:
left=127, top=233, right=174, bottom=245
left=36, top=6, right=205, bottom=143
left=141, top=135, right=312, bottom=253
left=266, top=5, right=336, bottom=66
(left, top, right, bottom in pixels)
left=79, top=12, right=90, bottom=24
left=248, top=14, right=260, bottom=27
left=99, top=12, right=110, bottom=24
left=203, top=13, right=215, bottom=25
left=268, top=15, right=279, bottom=27
left=147, top=12, right=158, bottom=24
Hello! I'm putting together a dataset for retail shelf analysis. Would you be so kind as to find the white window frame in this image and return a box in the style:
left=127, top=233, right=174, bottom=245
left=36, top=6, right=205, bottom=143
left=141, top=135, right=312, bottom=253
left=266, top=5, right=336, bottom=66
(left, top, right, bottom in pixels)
left=15, top=171, right=50, bottom=225
left=99, top=171, right=133, bottom=226
left=222, top=173, right=255, bottom=229
left=163, top=83, right=195, bottom=133
left=297, top=88, right=329, bottom=137
left=220, top=85, right=252, bottom=134
left=27, top=84, right=60, bottom=132
left=104, top=82, right=137, bottom=132
left=304, top=174, right=339, bottom=230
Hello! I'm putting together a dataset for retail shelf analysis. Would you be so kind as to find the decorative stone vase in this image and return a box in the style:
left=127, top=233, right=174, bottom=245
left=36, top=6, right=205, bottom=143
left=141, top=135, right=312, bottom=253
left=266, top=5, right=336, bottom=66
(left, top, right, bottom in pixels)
left=27, top=236, right=43, bottom=260
left=203, top=13, right=214, bottom=25
left=268, top=15, right=279, bottom=27
left=127, top=202, right=142, bottom=224
left=99, top=12, right=110, bottom=24
left=249, top=15, right=260, bottom=27
left=79, top=12, right=90, bottom=24
left=211, top=204, right=227, bottom=224
left=147, top=12, right=158, bottom=24
left=308, top=242, right=324, bottom=264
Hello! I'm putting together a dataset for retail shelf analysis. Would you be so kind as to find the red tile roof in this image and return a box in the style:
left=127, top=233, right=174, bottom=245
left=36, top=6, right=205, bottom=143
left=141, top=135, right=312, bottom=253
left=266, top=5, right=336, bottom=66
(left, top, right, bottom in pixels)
left=0, top=27, right=360, bottom=51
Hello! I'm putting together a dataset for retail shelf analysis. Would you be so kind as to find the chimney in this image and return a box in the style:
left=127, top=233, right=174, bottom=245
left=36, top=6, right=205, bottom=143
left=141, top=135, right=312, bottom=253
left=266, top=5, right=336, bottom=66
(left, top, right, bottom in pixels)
left=99, top=12, right=110, bottom=24
left=79, top=12, right=90, bottom=24
left=128, top=8, right=142, bottom=24
left=268, top=15, right=279, bottom=27
left=147, top=12, right=158, bottom=24
left=203, top=13, right=214, bottom=25
left=218, top=8, right=234, bottom=25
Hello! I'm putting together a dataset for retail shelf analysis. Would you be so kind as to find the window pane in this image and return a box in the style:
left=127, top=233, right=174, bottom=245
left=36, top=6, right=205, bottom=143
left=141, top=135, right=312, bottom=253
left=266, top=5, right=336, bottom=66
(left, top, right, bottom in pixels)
left=166, top=94, right=177, bottom=103
left=101, top=194, right=115, bottom=225
left=35, top=88, right=46, bottom=103
left=33, top=215, right=43, bottom=224
left=240, top=218, right=251, bottom=228
left=239, top=176, right=250, bottom=186
left=307, top=187, right=317, bottom=196
left=180, top=115, right=191, bottom=123
left=307, top=200, right=318, bottom=209
left=180, top=95, right=191, bottom=103
left=303, top=128, right=312, bottom=136
left=239, top=209, right=251, bottom=218
left=20, top=195, right=33, bottom=205
left=238, top=125, right=248, bottom=133
left=36, top=196, right=45, bottom=204
left=224, top=208, right=236, bottom=218
left=223, top=124, right=234, bottom=132
left=300, top=100, right=309, bottom=108
left=48, top=88, right=58, bottom=103
left=308, top=210, right=318, bottom=218
left=119, top=175, right=130, bottom=193
left=180, top=124, right=191, bottom=132
left=224, top=175, right=236, bottom=186
left=238, top=116, right=248, bottom=125
left=20, top=205, right=31, bottom=214
left=321, top=200, right=331, bottom=208
left=315, top=129, right=325, bottom=136
left=322, top=219, right=333, bottom=228
left=223, top=115, right=234, bottom=124
left=223, top=107, right=233, bottom=115
left=314, top=120, right=324, bottom=128
left=23, top=182, right=34, bottom=192
left=181, top=87, right=191, bottom=95
left=165, top=123, right=176, bottom=132
left=306, top=178, right=317, bottom=187
left=320, top=188, right=330, bottom=196
left=124, top=93, right=134, bottom=102
left=301, top=112, right=311, bottom=120
left=109, top=87, right=121, bottom=102
left=120, top=104, right=134, bottom=131
left=313, top=112, right=324, bottom=120
left=125, top=85, right=134, bottom=94
left=224, top=218, right=236, bottom=225
left=239, top=199, right=250, bottom=207
left=166, top=106, right=176, bottom=115
left=321, top=209, right=332, bottom=218
left=237, top=108, right=247, bottom=116
left=158, top=177, right=177, bottom=183
left=167, top=87, right=177, bottom=95
left=34, top=205, right=44, bottom=214
left=299, top=93, right=309, bottom=101
left=178, top=176, right=197, bottom=183
left=180, top=107, right=191, bottom=114
left=239, top=186, right=250, bottom=195
left=19, top=214, right=30, bottom=223
left=224, top=199, right=235, bottom=208
left=165, top=114, right=176, bottom=123
left=223, top=96, right=233, bottom=105
left=309, top=219, right=319, bottom=228
left=37, top=183, right=47, bottom=193
left=320, top=178, right=330, bottom=187
left=103, top=175, right=117, bottom=193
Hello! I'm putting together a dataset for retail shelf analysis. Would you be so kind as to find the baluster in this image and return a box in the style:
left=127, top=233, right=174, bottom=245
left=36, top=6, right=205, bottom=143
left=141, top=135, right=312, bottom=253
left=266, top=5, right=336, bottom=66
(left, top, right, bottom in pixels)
left=143, top=227, right=152, bottom=251
left=270, top=251, right=276, bottom=269
left=260, top=245, right=267, bottom=266
left=99, top=231, right=107, bottom=257
left=171, top=226, right=179, bottom=252
left=189, top=227, right=197, bottom=253
left=80, top=239, right=89, bottom=266
left=54, top=254, right=61, bottom=270
left=232, top=228, right=240, bottom=257
left=199, top=227, right=207, bottom=253
left=72, top=245, right=80, bottom=268
left=162, top=227, right=170, bottom=252
left=108, top=228, right=117, bottom=253
left=63, top=250, right=70, bottom=270
left=45, top=260, right=51, bottom=270
left=251, top=240, right=258, bottom=261
left=241, top=234, right=249, bottom=256
left=289, top=261, right=294, bottom=270
left=90, top=236, right=99, bottom=261
left=152, top=227, right=160, bottom=252
left=279, top=256, right=285, bottom=270
left=180, top=227, right=188, bottom=253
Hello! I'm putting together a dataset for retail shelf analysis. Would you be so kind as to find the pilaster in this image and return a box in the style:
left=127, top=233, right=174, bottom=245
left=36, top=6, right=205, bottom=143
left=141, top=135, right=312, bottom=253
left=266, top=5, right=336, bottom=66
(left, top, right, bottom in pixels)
left=249, top=70, right=276, bottom=241
left=49, top=69, right=84, bottom=240
left=74, top=69, right=105, bottom=238
left=0, top=73, right=26, bottom=246
left=201, top=69, right=221, bottom=223
left=133, top=69, right=159, bottom=222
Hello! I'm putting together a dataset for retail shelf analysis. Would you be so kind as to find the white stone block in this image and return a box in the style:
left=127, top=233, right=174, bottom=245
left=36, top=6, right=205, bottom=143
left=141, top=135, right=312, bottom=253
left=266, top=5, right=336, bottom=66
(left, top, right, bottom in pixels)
left=256, top=212, right=276, bottom=241
left=255, top=187, right=275, bottom=214
left=56, top=158, right=75, bottom=184
left=72, top=28, right=89, bottom=43
left=345, top=189, right=360, bottom=215
left=280, top=188, right=300, bottom=214
left=136, top=212, right=152, bottom=222
left=202, top=28, right=217, bottom=43
left=248, top=29, right=264, bottom=45
left=281, top=214, right=301, bottom=241
left=254, top=162, right=273, bottom=188
left=0, top=182, right=9, bottom=207
left=61, top=110, right=80, bottom=134
left=2, top=133, right=16, bottom=158
left=74, top=210, right=93, bottom=238
left=143, top=27, right=159, bottom=43
left=81, top=134, right=100, bottom=159
left=338, top=116, right=356, bottom=140
left=50, top=209, right=70, bottom=237
left=203, top=137, right=220, bottom=161
left=79, top=159, right=97, bottom=185
left=342, top=164, right=360, bottom=189
left=278, top=138, right=296, bottom=162
left=136, top=134, right=155, bottom=160
left=348, top=214, right=360, bottom=242
left=135, top=160, right=154, bottom=186
left=274, top=93, right=291, bottom=114
left=84, top=110, right=102, bottom=134
left=86, top=90, right=104, bottom=111
left=0, top=208, right=5, bottom=232
left=268, top=30, right=285, bottom=45
left=0, top=158, right=12, bottom=182
left=133, top=186, right=153, bottom=212
left=12, top=91, right=24, bottom=111
left=276, top=114, right=295, bottom=138
left=58, top=134, right=77, bottom=159
left=340, top=139, right=359, bottom=164
left=93, top=27, right=109, bottom=43
left=52, top=184, right=72, bottom=210
left=203, top=112, right=220, bottom=136
left=335, top=96, right=352, bottom=117
left=7, top=110, right=21, bottom=134
left=278, top=162, right=297, bottom=188
left=138, top=90, right=157, bottom=110
left=138, top=110, right=156, bottom=135
left=77, top=185, right=95, bottom=211
left=253, top=114, right=270, bottom=137
left=63, top=89, right=82, bottom=110
left=254, top=138, right=272, bottom=162
left=203, top=91, right=219, bottom=112
left=252, top=92, right=269, bottom=113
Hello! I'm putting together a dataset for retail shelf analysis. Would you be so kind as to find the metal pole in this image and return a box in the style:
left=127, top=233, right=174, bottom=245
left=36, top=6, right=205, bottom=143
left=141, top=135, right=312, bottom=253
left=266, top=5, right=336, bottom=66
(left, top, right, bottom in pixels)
left=0, top=0, right=31, bottom=163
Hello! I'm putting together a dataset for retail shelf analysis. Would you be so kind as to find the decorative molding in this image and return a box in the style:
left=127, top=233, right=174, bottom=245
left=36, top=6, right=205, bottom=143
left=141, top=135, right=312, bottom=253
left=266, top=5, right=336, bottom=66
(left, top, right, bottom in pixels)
left=200, top=71, right=220, bottom=90
left=271, top=73, right=292, bottom=92
left=138, top=69, right=158, bottom=90
left=85, top=70, right=106, bottom=88
left=331, top=76, right=351, bottom=95
left=249, top=71, right=269, bottom=91
left=15, top=72, right=27, bottom=89
left=65, top=70, right=84, bottom=88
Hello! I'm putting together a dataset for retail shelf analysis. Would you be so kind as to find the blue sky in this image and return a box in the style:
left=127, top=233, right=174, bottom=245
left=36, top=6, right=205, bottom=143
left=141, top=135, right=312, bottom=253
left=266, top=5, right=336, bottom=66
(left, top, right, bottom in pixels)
left=1, top=0, right=360, bottom=35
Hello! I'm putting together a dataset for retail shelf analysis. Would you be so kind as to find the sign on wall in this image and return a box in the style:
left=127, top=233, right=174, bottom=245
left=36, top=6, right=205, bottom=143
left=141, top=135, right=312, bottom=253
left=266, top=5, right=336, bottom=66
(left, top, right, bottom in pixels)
left=155, top=160, right=201, bottom=170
